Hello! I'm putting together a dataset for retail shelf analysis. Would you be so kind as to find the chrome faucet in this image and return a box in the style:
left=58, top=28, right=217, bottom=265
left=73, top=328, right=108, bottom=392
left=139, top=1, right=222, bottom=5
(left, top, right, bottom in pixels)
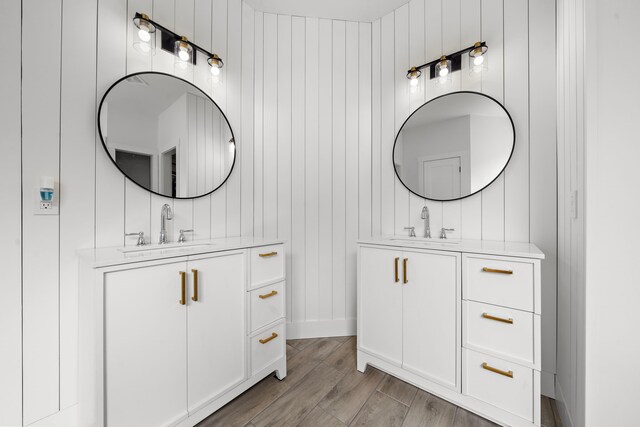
left=159, top=204, right=173, bottom=244
left=421, top=206, right=431, bottom=238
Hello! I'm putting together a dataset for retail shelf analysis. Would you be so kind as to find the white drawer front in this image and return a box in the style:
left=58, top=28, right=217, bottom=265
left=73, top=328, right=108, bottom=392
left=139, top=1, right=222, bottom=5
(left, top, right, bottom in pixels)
left=464, top=256, right=534, bottom=312
left=250, top=282, right=285, bottom=333
left=251, top=322, right=285, bottom=376
left=463, top=349, right=534, bottom=422
left=250, top=244, right=285, bottom=289
left=463, top=301, right=535, bottom=367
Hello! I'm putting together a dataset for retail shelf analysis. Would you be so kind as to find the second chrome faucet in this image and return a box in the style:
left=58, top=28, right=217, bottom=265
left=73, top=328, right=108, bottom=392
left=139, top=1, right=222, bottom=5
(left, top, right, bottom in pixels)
left=421, top=206, right=431, bottom=238
left=159, top=203, right=173, bottom=244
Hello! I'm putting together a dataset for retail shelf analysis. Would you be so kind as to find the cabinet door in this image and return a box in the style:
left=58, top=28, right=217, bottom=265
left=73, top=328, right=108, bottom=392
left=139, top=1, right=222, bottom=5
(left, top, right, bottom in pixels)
left=187, top=252, right=246, bottom=413
left=358, top=246, right=403, bottom=366
left=402, top=249, right=460, bottom=390
left=104, top=261, right=188, bottom=427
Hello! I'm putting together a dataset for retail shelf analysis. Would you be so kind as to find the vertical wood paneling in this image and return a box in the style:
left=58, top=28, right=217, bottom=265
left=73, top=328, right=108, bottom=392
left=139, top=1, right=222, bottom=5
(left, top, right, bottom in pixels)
left=504, top=0, right=530, bottom=243
left=59, top=0, right=98, bottom=408
left=317, top=18, right=333, bottom=320
left=394, top=5, right=410, bottom=235
left=262, top=13, right=278, bottom=238
left=304, top=17, right=320, bottom=321
left=225, top=0, right=242, bottom=237
left=358, top=22, right=372, bottom=240
left=380, top=13, right=395, bottom=235
left=371, top=20, right=382, bottom=237
left=22, top=0, right=62, bottom=421
left=253, top=11, right=264, bottom=237
left=0, top=1, right=22, bottom=424
left=277, top=14, right=293, bottom=324
left=241, top=3, right=255, bottom=237
left=332, top=21, right=347, bottom=319
left=480, top=0, right=505, bottom=241
left=291, top=16, right=306, bottom=323
left=345, top=21, right=359, bottom=320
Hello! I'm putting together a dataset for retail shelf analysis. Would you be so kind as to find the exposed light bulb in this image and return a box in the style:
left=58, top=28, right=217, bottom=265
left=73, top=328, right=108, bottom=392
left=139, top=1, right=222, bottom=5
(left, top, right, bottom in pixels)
left=409, top=77, right=419, bottom=87
left=138, top=28, right=151, bottom=42
left=210, top=65, right=221, bottom=76
left=439, top=66, right=449, bottom=77
left=178, top=48, right=190, bottom=62
left=473, top=55, right=484, bottom=66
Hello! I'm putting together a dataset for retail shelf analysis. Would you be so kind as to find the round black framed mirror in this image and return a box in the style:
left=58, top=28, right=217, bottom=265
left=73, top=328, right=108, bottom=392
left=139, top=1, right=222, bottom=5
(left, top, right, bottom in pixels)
left=393, top=91, right=515, bottom=201
left=98, top=72, right=235, bottom=199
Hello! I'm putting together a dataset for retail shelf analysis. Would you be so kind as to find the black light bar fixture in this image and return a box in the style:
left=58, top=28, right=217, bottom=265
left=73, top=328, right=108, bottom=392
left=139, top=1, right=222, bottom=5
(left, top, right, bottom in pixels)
left=133, top=12, right=224, bottom=75
left=407, top=41, right=488, bottom=87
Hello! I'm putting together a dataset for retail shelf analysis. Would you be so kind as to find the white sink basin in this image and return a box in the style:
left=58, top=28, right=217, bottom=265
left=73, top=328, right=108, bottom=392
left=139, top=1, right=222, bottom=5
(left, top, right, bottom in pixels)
left=119, top=242, right=216, bottom=255
left=390, top=237, right=460, bottom=245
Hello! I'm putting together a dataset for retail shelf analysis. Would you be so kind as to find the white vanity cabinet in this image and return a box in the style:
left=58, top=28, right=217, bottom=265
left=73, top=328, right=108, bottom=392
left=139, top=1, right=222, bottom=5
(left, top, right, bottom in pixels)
left=358, top=246, right=460, bottom=390
left=357, top=238, right=544, bottom=427
left=78, top=238, right=286, bottom=427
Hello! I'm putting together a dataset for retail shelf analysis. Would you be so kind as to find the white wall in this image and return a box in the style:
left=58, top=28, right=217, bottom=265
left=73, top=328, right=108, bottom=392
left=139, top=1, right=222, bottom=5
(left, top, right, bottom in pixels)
left=556, top=0, right=640, bottom=426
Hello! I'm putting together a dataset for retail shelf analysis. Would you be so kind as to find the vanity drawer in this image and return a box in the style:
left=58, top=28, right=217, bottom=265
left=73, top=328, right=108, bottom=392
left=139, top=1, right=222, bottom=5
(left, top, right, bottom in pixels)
left=250, top=244, right=285, bottom=289
left=251, top=321, right=285, bottom=376
left=463, top=348, right=534, bottom=422
left=249, top=282, right=285, bottom=332
left=464, top=255, right=535, bottom=312
left=463, top=301, right=537, bottom=367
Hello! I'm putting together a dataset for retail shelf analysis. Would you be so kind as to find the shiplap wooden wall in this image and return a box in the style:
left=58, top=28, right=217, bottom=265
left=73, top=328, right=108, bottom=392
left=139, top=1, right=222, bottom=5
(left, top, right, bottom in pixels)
left=13, top=0, right=557, bottom=423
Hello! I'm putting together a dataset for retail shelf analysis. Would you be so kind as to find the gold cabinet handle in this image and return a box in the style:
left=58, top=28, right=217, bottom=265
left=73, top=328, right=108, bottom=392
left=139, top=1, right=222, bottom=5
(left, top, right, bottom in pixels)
left=403, top=258, right=408, bottom=284
left=259, top=332, right=278, bottom=344
left=482, top=362, right=513, bottom=378
left=191, top=269, right=199, bottom=302
left=394, top=257, right=399, bottom=283
left=482, top=312, right=514, bottom=324
left=259, top=251, right=278, bottom=257
left=482, top=267, right=513, bottom=275
left=179, top=271, right=186, bottom=305
left=259, top=290, right=278, bottom=299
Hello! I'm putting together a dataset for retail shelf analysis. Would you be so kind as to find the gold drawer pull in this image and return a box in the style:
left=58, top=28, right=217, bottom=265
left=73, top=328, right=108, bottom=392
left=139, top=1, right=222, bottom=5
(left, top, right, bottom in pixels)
left=482, top=313, right=514, bottom=324
left=259, top=290, right=278, bottom=299
left=482, top=362, right=513, bottom=378
left=482, top=267, right=513, bottom=275
left=259, top=251, right=278, bottom=258
left=259, top=332, right=278, bottom=344
left=394, top=257, right=399, bottom=283
left=179, top=271, right=186, bottom=305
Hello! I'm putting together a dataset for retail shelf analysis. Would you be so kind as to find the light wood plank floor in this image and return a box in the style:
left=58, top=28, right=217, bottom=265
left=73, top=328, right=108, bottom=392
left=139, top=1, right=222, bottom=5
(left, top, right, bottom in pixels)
left=198, top=336, right=562, bottom=427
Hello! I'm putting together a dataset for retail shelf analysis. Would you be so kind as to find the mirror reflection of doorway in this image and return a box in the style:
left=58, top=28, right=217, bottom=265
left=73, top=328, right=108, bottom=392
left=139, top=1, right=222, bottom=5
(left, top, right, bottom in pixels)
left=161, top=148, right=177, bottom=198
left=115, top=150, right=152, bottom=189
left=421, top=156, right=461, bottom=200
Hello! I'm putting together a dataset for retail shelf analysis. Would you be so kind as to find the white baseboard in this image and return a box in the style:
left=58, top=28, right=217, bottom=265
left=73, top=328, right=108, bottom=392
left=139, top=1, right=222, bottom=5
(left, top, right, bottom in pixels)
left=554, top=379, right=575, bottom=427
left=28, top=404, right=77, bottom=427
left=541, top=370, right=556, bottom=398
left=286, top=318, right=356, bottom=339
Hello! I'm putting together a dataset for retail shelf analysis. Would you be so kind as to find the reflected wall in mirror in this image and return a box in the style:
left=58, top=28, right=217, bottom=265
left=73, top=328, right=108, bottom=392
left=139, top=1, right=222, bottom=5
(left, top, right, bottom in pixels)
left=98, top=72, right=235, bottom=199
left=393, top=91, right=514, bottom=201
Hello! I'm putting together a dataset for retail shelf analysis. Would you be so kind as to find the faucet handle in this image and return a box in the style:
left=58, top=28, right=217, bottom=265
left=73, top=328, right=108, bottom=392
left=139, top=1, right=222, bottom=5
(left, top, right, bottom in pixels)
left=125, top=231, right=146, bottom=246
left=440, top=228, right=455, bottom=239
left=178, top=229, right=194, bottom=243
left=403, top=226, right=416, bottom=237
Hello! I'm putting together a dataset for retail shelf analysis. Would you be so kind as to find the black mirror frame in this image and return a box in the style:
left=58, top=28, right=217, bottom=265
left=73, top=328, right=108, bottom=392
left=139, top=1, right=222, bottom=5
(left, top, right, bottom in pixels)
left=97, top=71, right=236, bottom=200
left=392, top=90, right=515, bottom=202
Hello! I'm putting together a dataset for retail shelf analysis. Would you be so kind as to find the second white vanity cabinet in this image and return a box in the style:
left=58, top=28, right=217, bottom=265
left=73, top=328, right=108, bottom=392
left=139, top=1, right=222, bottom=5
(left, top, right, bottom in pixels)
left=358, top=246, right=460, bottom=390
left=79, top=238, right=286, bottom=427
left=358, top=238, right=544, bottom=427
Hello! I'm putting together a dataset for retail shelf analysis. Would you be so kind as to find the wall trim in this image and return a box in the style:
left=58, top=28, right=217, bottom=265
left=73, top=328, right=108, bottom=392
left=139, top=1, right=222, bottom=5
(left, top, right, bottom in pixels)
left=286, top=318, right=356, bottom=339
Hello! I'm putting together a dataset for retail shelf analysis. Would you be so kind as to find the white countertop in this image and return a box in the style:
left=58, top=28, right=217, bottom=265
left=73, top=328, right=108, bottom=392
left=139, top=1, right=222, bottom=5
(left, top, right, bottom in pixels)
left=77, top=236, right=284, bottom=268
left=358, top=236, right=545, bottom=259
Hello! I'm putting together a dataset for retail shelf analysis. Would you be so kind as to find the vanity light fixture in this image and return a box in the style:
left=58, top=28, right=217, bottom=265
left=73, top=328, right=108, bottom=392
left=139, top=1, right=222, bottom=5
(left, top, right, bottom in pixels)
left=228, top=137, right=236, bottom=153
left=132, top=12, right=224, bottom=74
left=407, top=41, right=488, bottom=86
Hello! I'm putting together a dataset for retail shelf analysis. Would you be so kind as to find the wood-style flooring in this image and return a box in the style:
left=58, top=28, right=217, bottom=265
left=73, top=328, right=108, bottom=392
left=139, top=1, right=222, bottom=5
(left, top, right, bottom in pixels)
left=197, top=336, right=562, bottom=427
